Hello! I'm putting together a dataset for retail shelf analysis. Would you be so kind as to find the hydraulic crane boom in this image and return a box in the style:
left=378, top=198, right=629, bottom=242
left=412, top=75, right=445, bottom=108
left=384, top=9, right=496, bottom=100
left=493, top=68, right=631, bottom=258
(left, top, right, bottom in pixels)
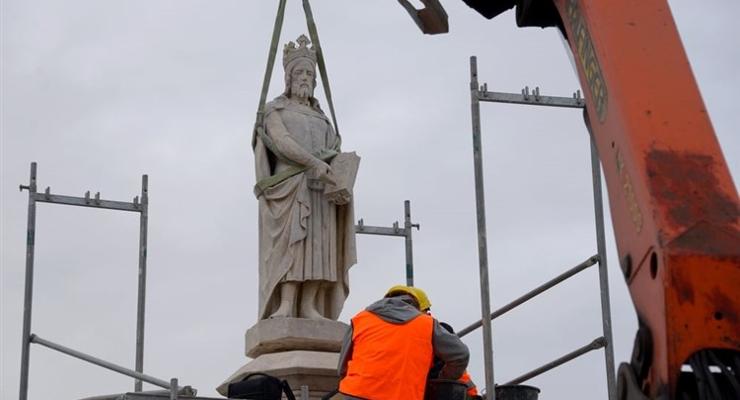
left=548, top=2, right=740, bottom=398
left=403, top=0, right=740, bottom=398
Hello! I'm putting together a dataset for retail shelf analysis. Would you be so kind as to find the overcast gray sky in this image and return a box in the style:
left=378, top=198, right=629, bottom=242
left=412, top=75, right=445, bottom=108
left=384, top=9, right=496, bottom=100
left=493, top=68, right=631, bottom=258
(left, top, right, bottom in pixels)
left=2, top=1, right=738, bottom=399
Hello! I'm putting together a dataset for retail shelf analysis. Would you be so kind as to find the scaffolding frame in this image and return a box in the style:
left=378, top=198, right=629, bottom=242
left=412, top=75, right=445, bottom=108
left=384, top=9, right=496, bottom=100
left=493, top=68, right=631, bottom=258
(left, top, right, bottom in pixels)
left=466, top=56, right=617, bottom=400
left=15, top=162, right=188, bottom=400
left=355, top=200, right=420, bottom=286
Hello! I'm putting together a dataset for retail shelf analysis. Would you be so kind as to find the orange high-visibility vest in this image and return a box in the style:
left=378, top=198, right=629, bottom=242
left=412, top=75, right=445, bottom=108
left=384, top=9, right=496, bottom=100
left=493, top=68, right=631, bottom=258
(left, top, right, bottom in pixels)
left=339, top=310, right=434, bottom=400
left=459, top=371, right=478, bottom=397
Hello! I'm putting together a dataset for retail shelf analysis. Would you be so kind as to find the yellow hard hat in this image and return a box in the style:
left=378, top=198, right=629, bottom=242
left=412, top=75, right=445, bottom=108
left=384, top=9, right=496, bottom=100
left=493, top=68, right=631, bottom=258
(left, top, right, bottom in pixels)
left=412, top=287, right=432, bottom=312
left=384, top=285, right=432, bottom=311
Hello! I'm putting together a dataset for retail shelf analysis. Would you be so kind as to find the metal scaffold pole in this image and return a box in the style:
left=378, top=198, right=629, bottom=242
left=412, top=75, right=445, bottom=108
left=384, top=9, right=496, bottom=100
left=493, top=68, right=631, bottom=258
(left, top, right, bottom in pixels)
left=470, top=56, right=496, bottom=400
left=18, top=162, right=38, bottom=400
left=587, top=113, right=618, bottom=400
left=403, top=200, right=415, bottom=286
left=135, top=175, right=149, bottom=392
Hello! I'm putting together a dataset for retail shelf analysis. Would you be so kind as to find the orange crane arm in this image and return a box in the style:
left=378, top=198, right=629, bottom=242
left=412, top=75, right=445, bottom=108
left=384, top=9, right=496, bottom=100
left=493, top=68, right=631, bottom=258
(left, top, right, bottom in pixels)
left=460, top=0, right=739, bottom=398
left=555, top=1, right=739, bottom=397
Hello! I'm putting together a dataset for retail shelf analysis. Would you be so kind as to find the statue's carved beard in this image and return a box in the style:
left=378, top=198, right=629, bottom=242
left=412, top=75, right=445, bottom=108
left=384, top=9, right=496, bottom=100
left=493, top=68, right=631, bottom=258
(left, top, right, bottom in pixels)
left=291, top=82, right=313, bottom=100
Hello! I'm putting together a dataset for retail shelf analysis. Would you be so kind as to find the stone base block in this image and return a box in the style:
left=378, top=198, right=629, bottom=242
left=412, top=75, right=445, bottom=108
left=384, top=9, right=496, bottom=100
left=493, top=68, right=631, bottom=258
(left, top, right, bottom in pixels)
left=218, top=350, right=341, bottom=400
left=245, top=318, right=348, bottom=358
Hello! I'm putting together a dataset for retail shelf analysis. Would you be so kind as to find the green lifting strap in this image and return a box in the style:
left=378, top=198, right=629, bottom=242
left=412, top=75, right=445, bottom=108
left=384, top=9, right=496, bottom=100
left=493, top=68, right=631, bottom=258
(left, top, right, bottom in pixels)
left=254, top=0, right=287, bottom=143
left=253, top=148, right=338, bottom=198
left=302, top=0, right=340, bottom=136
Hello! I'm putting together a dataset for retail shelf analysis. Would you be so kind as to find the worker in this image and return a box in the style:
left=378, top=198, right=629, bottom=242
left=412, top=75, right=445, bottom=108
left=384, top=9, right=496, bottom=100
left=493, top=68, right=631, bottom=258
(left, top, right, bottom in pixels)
left=411, top=287, right=480, bottom=400
left=337, top=285, right=470, bottom=400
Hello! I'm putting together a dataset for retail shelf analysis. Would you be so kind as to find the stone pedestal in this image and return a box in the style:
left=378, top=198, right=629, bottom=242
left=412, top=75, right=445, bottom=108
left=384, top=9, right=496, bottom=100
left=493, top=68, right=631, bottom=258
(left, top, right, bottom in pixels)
left=219, top=318, right=349, bottom=399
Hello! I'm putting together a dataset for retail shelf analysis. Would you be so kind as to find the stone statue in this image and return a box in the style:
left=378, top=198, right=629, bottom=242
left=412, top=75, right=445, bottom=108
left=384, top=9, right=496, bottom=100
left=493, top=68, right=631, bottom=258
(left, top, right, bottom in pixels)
left=252, top=34, right=357, bottom=321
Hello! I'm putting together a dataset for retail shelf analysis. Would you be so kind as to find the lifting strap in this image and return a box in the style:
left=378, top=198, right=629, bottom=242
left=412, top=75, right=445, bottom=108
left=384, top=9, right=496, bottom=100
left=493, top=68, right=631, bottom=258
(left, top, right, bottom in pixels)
left=253, top=0, right=287, bottom=138
left=253, top=0, right=340, bottom=148
left=302, top=0, right=340, bottom=136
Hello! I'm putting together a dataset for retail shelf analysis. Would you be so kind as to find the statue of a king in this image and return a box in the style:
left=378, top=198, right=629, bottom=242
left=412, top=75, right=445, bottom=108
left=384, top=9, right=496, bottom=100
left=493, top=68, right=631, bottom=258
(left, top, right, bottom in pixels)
left=252, top=35, right=357, bottom=321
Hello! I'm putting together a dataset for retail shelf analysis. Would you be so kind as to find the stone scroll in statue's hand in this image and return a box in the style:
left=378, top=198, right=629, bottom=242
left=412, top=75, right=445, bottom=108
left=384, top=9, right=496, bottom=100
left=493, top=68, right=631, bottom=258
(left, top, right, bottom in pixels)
left=324, top=152, right=360, bottom=205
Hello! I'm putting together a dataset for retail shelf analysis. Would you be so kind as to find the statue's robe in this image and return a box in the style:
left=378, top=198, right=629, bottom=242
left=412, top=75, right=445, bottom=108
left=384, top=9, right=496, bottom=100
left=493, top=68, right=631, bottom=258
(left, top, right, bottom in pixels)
left=253, top=95, right=356, bottom=320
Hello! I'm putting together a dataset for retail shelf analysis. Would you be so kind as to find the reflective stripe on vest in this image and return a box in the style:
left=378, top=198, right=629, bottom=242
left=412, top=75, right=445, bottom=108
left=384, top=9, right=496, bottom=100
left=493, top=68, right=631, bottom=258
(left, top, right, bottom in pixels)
left=339, top=310, right=434, bottom=400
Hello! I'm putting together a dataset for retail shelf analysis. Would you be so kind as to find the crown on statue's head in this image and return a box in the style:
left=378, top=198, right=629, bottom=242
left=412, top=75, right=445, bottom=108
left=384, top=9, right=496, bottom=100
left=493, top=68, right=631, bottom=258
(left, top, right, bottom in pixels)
left=283, top=34, right=317, bottom=68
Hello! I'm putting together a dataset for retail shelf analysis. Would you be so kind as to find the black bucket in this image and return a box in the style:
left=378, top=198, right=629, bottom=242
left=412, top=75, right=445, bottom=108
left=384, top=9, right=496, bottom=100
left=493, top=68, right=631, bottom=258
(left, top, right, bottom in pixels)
left=425, top=379, right=468, bottom=400
left=494, top=384, right=540, bottom=400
